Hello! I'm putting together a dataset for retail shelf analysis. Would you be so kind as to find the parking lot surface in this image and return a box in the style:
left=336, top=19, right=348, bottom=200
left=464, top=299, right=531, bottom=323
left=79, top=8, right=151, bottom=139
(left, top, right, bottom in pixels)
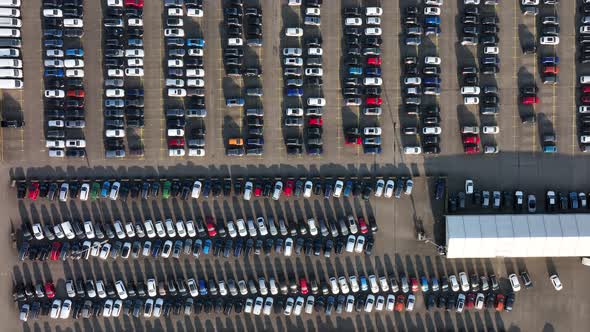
left=2, top=0, right=590, bottom=331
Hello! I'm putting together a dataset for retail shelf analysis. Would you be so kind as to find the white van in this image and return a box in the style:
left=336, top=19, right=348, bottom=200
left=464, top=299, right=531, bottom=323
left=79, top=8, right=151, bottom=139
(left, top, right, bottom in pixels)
left=0, top=68, right=21, bottom=77
left=0, top=0, right=21, bottom=7
left=61, top=221, right=76, bottom=240
left=0, top=28, right=19, bottom=37
left=0, top=48, right=18, bottom=57
left=0, top=58, right=21, bottom=67
left=0, top=8, right=20, bottom=17
left=0, top=78, right=22, bottom=88
left=0, top=17, right=20, bottom=27
left=581, top=76, right=590, bottom=84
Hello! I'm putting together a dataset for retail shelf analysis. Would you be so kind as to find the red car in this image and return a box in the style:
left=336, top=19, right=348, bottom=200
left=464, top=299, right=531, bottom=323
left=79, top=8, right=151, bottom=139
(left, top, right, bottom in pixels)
left=284, top=179, right=294, bottom=196
left=50, top=242, right=61, bottom=261
left=395, top=295, right=405, bottom=312
left=582, top=95, right=590, bottom=104
left=367, top=57, right=382, bottom=65
left=254, top=182, right=262, bottom=197
left=582, top=86, right=590, bottom=93
left=543, top=65, right=558, bottom=74
left=495, top=293, right=505, bottom=311
left=205, top=217, right=217, bottom=237
left=462, top=134, right=480, bottom=145
left=168, top=138, right=185, bottom=148
left=366, top=97, right=382, bottom=106
left=28, top=182, right=40, bottom=200
left=308, top=117, right=323, bottom=126
left=67, top=89, right=85, bottom=98
left=299, top=278, right=308, bottom=295
left=345, top=135, right=362, bottom=145
left=410, top=277, right=418, bottom=292
left=521, top=96, right=539, bottom=105
left=124, top=0, right=144, bottom=8
left=464, top=144, right=480, bottom=154
left=358, top=217, right=369, bottom=234
left=466, top=293, right=476, bottom=309
left=44, top=282, right=56, bottom=299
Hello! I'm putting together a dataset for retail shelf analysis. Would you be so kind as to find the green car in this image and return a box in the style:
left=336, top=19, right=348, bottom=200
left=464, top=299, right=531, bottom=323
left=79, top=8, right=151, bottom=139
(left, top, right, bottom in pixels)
left=90, top=182, right=101, bottom=200
left=162, top=181, right=171, bottom=199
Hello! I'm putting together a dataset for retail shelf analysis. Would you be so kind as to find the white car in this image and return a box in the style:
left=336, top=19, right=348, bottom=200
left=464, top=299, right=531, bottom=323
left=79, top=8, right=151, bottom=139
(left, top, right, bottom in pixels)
left=522, top=0, right=539, bottom=4
left=403, top=146, right=422, bottom=154
left=43, top=9, right=63, bottom=17
left=509, top=273, right=521, bottom=292
left=168, top=88, right=186, bottom=97
left=449, top=275, right=460, bottom=292
left=305, top=67, right=323, bottom=76
left=128, top=18, right=143, bottom=26
left=48, top=120, right=64, bottom=127
left=46, top=49, right=63, bottom=57
left=374, top=179, right=385, bottom=197
left=465, top=179, right=474, bottom=194
left=386, top=294, right=395, bottom=311
left=355, top=235, right=365, bottom=253
left=461, top=86, right=480, bottom=95
left=164, top=28, right=184, bottom=37
left=422, top=126, right=441, bottom=135
left=66, top=69, right=84, bottom=77
left=540, top=36, right=559, bottom=45
left=263, top=297, right=274, bottom=316
left=345, top=235, right=356, bottom=252
left=283, top=48, right=302, bottom=56
left=459, top=272, right=470, bottom=292
left=482, top=126, right=499, bottom=134
left=345, top=17, right=362, bottom=26
left=285, top=28, right=303, bottom=36
left=284, top=237, right=293, bottom=256
left=64, top=59, right=83, bottom=68
left=366, top=7, right=383, bottom=16
left=50, top=300, right=62, bottom=319
left=464, top=96, right=480, bottom=104
left=125, top=49, right=144, bottom=57
left=349, top=276, right=360, bottom=293
left=168, top=8, right=183, bottom=16
left=228, top=37, right=243, bottom=46
left=339, top=277, right=350, bottom=294
left=333, top=180, right=344, bottom=197
left=424, top=56, right=441, bottom=65
left=364, top=77, right=382, bottom=86
left=106, top=89, right=124, bottom=97
left=187, top=79, right=204, bottom=87
left=365, top=27, right=382, bottom=35
left=108, top=69, right=124, bottom=77
left=253, top=297, right=264, bottom=315
left=307, top=218, right=318, bottom=236
left=125, top=68, right=144, bottom=77
left=271, top=181, right=283, bottom=200
left=384, top=180, right=395, bottom=198
left=45, top=90, right=65, bottom=98
left=307, top=97, right=326, bottom=106
left=187, top=8, right=204, bottom=17
left=286, top=108, right=303, bottom=116
left=424, top=7, right=441, bottom=15
left=308, top=47, right=323, bottom=56
left=284, top=57, right=303, bottom=66
left=64, top=18, right=83, bottom=27
left=364, top=127, right=382, bottom=135
left=484, top=46, right=499, bottom=54
left=404, top=77, right=421, bottom=85
left=303, top=181, right=313, bottom=197
left=147, top=279, right=157, bottom=297
left=306, top=7, right=320, bottom=15
left=581, top=26, right=590, bottom=34
left=550, top=274, right=563, bottom=290
left=115, top=280, right=128, bottom=299
left=257, top=217, right=269, bottom=236
left=127, top=58, right=143, bottom=67
left=44, top=59, right=64, bottom=68
left=364, top=294, right=375, bottom=312
left=293, top=297, right=304, bottom=316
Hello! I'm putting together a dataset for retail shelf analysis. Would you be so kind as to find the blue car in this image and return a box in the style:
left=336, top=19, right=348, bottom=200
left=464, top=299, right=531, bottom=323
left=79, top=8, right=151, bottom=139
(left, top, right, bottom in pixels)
left=425, top=26, right=441, bottom=36
left=44, top=69, right=64, bottom=77
left=348, top=66, right=362, bottom=75
left=420, top=276, right=429, bottom=292
left=425, top=16, right=441, bottom=25
left=151, top=240, right=162, bottom=257
left=364, top=146, right=382, bottom=154
left=100, top=181, right=110, bottom=198
left=202, top=180, right=211, bottom=197
left=203, top=239, right=211, bottom=255
left=128, top=39, right=143, bottom=47
left=65, top=48, right=84, bottom=57
left=541, top=56, right=559, bottom=65
left=187, top=38, right=205, bottom=47
left=423, top=77, right=441, bottom=85
left=44, top=29, right=63, bottom=38
left=366, top=67, right=382, bottom=76
left=44, top=39, right=63, bottom=48
left=198, top=280, right=208, bottom=295
left=287, top=88, right=303, bottom=97
left=343, top=180, right=353, bottom=197
left=543, top=144, right=557, bottom=153
left=360, top=276, right=368, bottom=291
left=307, top=147, right=323, bottom=156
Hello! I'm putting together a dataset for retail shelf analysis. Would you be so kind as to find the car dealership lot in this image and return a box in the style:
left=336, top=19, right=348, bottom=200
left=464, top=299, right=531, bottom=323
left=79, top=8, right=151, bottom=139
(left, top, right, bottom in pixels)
left=2, top=0, right=590, bottom=330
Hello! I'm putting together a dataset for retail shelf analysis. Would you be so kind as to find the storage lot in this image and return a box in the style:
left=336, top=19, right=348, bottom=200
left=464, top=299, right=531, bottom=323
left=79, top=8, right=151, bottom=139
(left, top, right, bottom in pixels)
left=2, top=0, right=590, bottom=330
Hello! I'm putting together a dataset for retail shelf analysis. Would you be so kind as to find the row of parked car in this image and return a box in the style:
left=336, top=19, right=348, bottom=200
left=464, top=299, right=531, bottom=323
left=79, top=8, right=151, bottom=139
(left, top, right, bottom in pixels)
left=342, top=6, right=383, bottom=155
left=279, top=1, right=323, bottom=155
left=579, top=8, right=590, bottom=152
left=17, top=176, right=414, bottom=202
left=0, top=0, right=22, bottom=90
left=42, top=0, right=86, bottom=158
left=223, top=2, right=264, bottom=157
left=0, top=0, right=23, bottom=128
left=102, top=0, right=146, bottom=158
left=164, top=0, right=205, bottom=157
